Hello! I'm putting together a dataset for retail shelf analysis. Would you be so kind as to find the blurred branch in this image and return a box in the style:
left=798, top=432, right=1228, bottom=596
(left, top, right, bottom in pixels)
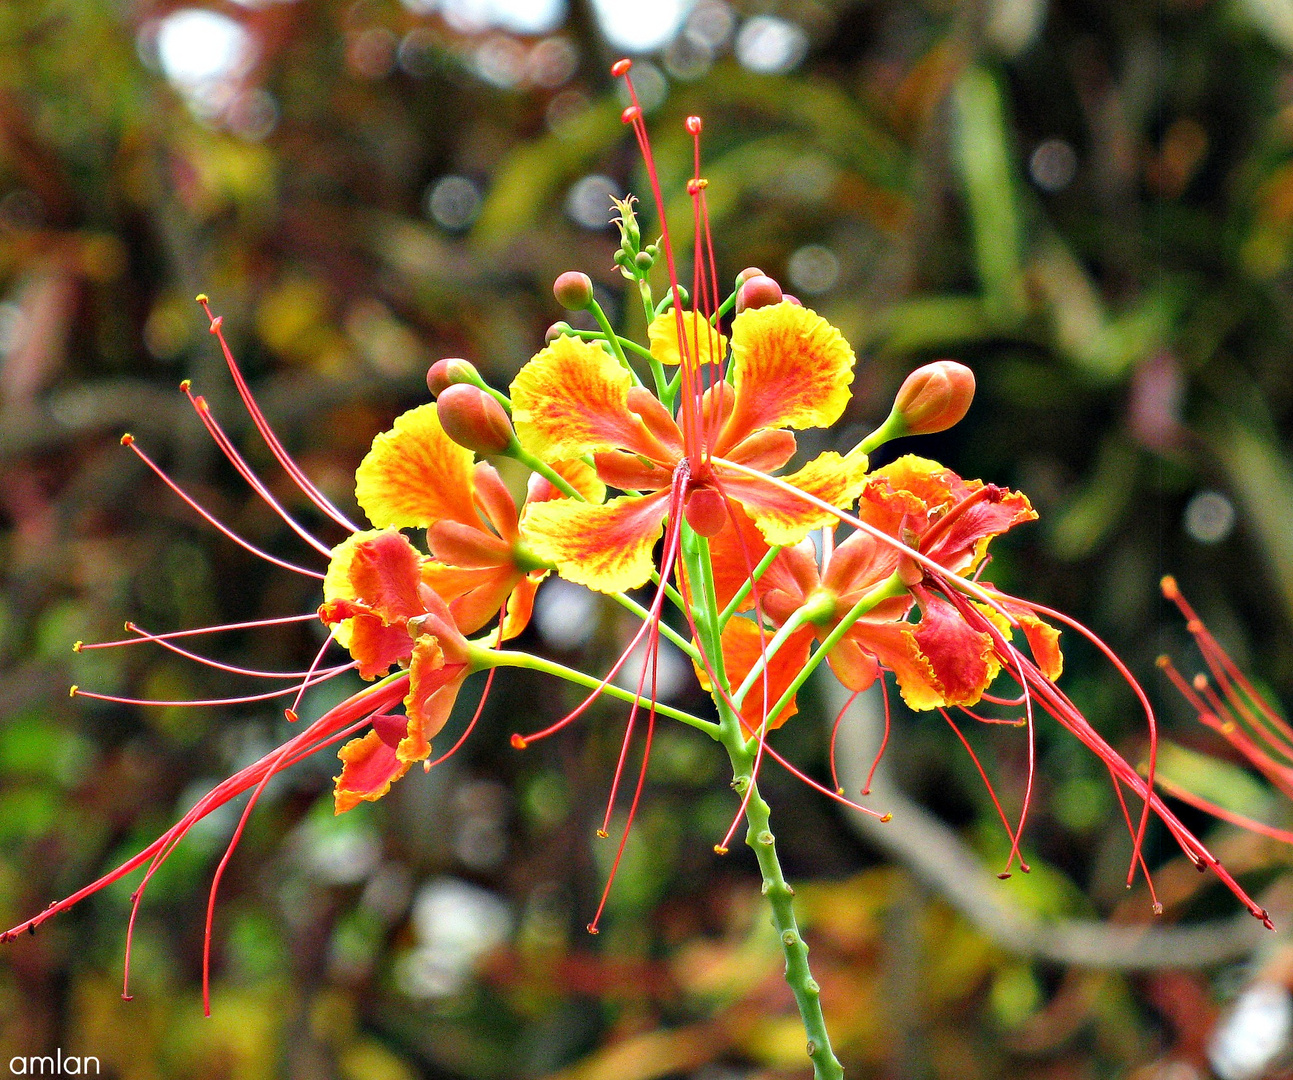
left=822, top=676, right=1275, bottom=968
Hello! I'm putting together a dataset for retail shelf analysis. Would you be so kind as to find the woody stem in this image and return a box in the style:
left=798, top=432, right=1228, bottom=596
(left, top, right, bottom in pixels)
left=681, top=529, right=845, bottom=1080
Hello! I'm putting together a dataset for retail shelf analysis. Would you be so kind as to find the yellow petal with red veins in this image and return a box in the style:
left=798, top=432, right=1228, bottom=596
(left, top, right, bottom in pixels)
left=355, top=404, right=479, bottom=530
left=720, top=447, right=870, bottom=547
left=720, top=303, right=855, bottom=450
left=323, top=528, right=420, bottom=649
left=647, top=310, right=728, bottom=368
left=333, top=730, right=411, bottom=814
left=520, top=491, right=672, bottom=594
left=511, top=336, right=668, bottom=463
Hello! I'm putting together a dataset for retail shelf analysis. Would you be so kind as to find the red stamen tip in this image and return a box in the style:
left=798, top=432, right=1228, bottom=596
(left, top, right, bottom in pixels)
left=284, top=709, right=298, bottom=723
left=586, top=923, right=600, bottom=935
left=1152, top=902, right=1164, bottom=915
left=1192, top=674, right=1208, bottom=691
left=685, top=115, right=702, bottom=134
left=686, top=178, right=709, bottom=195
left=193, top=395, right=210, bottom=413
left=596, top=829, right=609, bottom=839
left=620, top=105, right=642, bottom=124
left=208, top=315, right=223, bottom=333
left=1160, top=575, right=1179, bottom=599
left=611, top=58, right=632, bottom=77
left=195, top=293, right=209, bottom=305
left=1156, top=655, right=1170, bottom=668
left=997, top=872, right=1012, bottom=880
left=1020, top=862, right=1031, bottom=873
left=120, top=433, right=134, bottom=446
left=510, top=733, right=527, bottom=750
left=713, top=844, right=728, bottom=855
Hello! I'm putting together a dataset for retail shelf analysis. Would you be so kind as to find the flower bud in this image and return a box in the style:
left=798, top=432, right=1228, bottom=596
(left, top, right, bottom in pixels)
left=545, top=321, right=573, bottom=344
left=427, top=358, right=479, bottom=397
left=736, top=274, right=783, bottom=313
left=891, top=361, right=975, bottom=436
left=436, top=383, right=516, bottom=455
left=684, top=487, right=728, bottom=537
left=735, top=266, right=765, bottom=288
left=553, top=271, right=594, bottom=311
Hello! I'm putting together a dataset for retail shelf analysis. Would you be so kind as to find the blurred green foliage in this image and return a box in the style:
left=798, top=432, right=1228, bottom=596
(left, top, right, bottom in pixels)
left=4, top=0, right=1293, bottom=1077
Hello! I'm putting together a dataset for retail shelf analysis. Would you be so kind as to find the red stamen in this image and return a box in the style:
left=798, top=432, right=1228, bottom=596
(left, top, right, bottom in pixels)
left=940, top=707, right=1021, bottom=874
left=1157, top=776, right=1293, bottom=846
left=862, top=675, right=893, bottom=796
left=122, top=435, right=325, bottom=580
left=123, top=620, right=344, bottom=680
left=72, top=666, right=344, bottom=708
left=829, top=690, right=861, bottom=795
left=184, top=386, right=335, bottom=557
left=196, top=296, right=360, bottom=534
left=76, top=612, right=319, bottom=651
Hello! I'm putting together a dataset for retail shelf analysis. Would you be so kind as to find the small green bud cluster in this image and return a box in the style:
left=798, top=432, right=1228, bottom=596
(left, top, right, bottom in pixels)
left=610, top=195, right=659, bottom=282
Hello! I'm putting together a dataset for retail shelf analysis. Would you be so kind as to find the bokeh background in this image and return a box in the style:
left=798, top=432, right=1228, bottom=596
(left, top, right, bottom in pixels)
left=4, top=0, right=1293, bottom=1076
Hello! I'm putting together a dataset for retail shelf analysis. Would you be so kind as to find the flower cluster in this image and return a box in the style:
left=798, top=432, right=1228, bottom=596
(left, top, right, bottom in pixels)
left=3, top=59, right=1272, bottom=1075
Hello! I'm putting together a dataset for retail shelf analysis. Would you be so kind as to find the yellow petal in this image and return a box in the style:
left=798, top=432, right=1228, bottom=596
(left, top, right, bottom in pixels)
left=720, top=447, right=870, bottom=547
left=647, top=310, right=728, bottom=368
left=355, top=403, right=478, bottom=530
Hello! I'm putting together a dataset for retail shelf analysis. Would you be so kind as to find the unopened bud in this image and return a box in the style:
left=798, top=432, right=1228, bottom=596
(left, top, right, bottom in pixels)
left=436, top=384, right=516, bottom=455
left=736, top=274, right=783, bottom=313
left=891, top=361, right=976, bottom=436
left=782, top=294, right=802, bottom=307
left=545, top=321, right=573, bottom=344
left=735, top=266, right=765, bottom=288
left=553, top=271, right=594, bottom=311
left=427, top=357, right=479, bottom=397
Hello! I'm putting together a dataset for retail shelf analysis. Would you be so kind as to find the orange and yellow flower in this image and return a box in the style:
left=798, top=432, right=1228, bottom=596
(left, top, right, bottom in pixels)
left=510, top=303, right=870, bottom=594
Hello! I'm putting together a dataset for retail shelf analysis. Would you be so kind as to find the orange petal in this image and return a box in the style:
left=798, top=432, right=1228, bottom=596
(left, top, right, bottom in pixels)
left=911, top=591, right=1000, bottom=708
left=821, top=528, right=902, bottom=604
left=719, top=303, right=855, bottom=450
left=593, top=450, right=673, bottom=492
left=845, top=621, right=943, bottom=711
left=334, top=730, right=411, bottom=814
left=702, top=504, right=818, bottom=620
left=648, top=309, right=728, bottom=368
left=322, top=529, right=422, bottom=671
left=427, top=520, right=512, bottom=568
left=723, top=619, right=814, bottom=731
left=355, top=404, right=478, bottom=530
left=400, top=635, right=467, bottom=762
left=501, top=571, right=545, bottom=640
left=472, top=461, right=519, bottom=543
left=725, top=428, right=797, bottom=472
left=719, top=447, right=870, bottom=546
left=825, top=635, right=880, bottom=693
left=511, top=336, right=673, bottom=463
left=520, top=490, right=672, bottom=593
left=1016, top=612, right=1063, bottom=681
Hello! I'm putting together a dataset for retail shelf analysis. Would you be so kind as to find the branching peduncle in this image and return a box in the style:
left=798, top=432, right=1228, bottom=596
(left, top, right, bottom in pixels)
left=680, top=526, right=845, bottom=1080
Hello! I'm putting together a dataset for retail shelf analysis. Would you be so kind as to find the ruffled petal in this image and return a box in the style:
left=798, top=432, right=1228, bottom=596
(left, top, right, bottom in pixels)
left=333, top=730, right=411, bottom=814
left=718, top=447, right=870, bottom=547
left=355, top=404, right=478, bottom=530
left=719, top=303, right=855, bottom=450
left=911, top=591, right=1000, bottom=708
left=322, top=530, right=423, bottom=675
left=845, top=621, right=943, bottom=711
left=648, top=310, right=728, bottom=368
left=511, top=336, right=673, bottom=463
left=400, top=636, right=467, bottom=762
left=520, top=490, right=672, bottom=593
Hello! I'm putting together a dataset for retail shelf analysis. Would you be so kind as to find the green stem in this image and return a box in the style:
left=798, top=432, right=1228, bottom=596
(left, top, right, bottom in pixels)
left=609, top=592, right=700, bottom=661
left=484, top=649, right=718, bottom=737
left=512, top=446, right=584, bottom=501
left=587, top=297, right=642, bottom=386
left=567, top=327, right=657, bottom=367
left=758, top=573, right=907, bottom=740
left=678, top=527, right=844, bottom=1079
left=718, top=545, right=781, bottom=628
left=731, top=607, right=812, bottom=710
